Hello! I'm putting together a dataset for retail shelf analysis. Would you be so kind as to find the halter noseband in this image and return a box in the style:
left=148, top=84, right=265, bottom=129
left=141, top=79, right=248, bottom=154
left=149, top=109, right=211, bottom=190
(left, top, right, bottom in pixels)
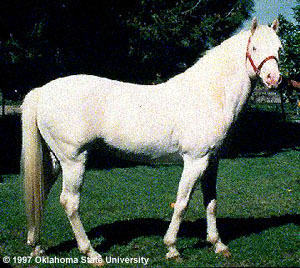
left=246, top=35, right=278, bottom=75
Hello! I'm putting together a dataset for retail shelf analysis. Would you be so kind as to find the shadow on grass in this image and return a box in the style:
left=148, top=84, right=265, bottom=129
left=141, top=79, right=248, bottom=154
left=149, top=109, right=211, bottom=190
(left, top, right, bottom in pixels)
left=0, top=260, right=12, bottom=268
left=47, top=214, right=299, bottom=255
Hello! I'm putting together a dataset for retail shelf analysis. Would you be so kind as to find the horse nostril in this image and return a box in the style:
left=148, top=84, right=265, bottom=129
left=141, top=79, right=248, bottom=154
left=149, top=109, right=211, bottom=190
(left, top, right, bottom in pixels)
left=265, top=73, right=282, bottom=88
left=266, top=73, right=281, bottom=85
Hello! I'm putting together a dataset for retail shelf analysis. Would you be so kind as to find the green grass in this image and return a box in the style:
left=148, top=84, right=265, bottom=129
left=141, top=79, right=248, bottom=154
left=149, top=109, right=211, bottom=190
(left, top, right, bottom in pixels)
left=249, top=102, right=300, bottom=122
left=0, top=150, right=299, bottom=267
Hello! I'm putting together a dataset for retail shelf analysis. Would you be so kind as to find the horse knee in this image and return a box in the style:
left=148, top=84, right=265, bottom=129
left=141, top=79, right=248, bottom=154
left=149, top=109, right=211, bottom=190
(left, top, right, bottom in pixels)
left=163, top=200, right=188, bottom=247
left=60, top=191, right=80, bottom=218
left=174, top=199, right=189, bottom=213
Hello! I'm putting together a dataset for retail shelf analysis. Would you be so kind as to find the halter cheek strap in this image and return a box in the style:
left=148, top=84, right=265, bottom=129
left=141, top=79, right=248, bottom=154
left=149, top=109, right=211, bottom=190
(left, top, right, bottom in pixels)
left=246, top=36, right=278, bottom=75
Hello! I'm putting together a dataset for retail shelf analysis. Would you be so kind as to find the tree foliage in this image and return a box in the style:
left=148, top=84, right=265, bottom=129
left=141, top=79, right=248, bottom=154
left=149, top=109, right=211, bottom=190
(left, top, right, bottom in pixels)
left=0, top=0, right=254, bottom=98
left=278, top=13, right=299, bottom=80
left=276, top=3, right=300, bottom=105
left=123, top=0, right=254, bottom=82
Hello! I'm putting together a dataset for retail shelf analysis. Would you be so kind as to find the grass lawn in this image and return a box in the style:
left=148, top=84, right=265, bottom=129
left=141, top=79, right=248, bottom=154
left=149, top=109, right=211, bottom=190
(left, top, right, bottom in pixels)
left=0, top=149, right=299, bottom=267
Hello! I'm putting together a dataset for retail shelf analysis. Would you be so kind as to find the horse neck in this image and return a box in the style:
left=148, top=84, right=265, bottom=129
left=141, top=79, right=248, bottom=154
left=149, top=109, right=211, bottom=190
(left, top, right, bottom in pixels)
left=167, top=30, right=253, bottom=125
left=213, top=30, right=253, bottom=109
left=175, top=31, right=251, bottom=99
left=171, top=30, right=251, bottom=86
left=200, top=30, right=250, bottom=81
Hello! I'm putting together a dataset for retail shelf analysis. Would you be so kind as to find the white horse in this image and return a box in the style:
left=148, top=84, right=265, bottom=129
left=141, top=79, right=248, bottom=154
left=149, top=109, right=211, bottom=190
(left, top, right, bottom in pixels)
left=22, top=18, right=282, bottom=266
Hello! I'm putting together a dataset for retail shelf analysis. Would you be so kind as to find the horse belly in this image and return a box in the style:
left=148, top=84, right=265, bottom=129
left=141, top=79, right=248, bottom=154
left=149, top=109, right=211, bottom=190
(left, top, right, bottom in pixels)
left=100, top=118, right=178, bottom=159
left=98, top=98, right=179, bottom=159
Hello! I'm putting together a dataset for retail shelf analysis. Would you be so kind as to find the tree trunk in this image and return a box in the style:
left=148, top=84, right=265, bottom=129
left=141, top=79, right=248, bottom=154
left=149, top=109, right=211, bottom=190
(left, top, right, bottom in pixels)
left=1, top=91, right=5, bottom=116
left=279, top=89, right=286, bottom=122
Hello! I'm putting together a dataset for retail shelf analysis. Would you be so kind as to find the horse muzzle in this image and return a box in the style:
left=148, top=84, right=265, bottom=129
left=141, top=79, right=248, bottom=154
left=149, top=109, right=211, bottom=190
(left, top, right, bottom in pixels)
left=263, top=73, right=282, bottom=89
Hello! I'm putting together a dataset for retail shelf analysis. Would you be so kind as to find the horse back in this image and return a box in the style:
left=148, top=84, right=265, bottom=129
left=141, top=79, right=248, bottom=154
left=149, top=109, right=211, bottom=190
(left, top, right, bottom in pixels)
left=35, top=75, right=179, bottom=160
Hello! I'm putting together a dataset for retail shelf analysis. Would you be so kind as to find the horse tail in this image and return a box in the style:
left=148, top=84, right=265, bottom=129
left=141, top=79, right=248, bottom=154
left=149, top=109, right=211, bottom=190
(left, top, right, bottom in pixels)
left=21, top=88, right=44, bottom=246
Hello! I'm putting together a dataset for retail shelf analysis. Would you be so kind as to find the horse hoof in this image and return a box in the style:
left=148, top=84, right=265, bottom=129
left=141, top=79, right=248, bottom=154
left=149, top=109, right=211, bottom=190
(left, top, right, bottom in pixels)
left=174, top=256, right=183, bottom=263
left=222, top=249, right=231, bottom=258
left=165, top=249, right=180, bottom=260
left=30, top=245, right=45, bottom=257
left=214, top=243, right=231, bottom=258
left=167, top=255, right=183, bottom=263
left=86, top=249, right=105, bottom=267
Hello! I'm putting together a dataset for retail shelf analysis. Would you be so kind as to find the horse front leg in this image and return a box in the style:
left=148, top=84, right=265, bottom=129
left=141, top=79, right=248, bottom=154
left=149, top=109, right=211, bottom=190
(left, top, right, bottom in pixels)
left=60, top=154, right=105, bottom=267
left=201, top=155, right=231, bottom=258
left=164, top=153, right=210, bottom=260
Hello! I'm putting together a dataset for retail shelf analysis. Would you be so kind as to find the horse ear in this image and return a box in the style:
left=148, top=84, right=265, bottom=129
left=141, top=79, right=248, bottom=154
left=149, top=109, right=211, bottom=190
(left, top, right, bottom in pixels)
left=251, top=17, right=258, bottom=35
left=271, top=19, right=279, bottom=32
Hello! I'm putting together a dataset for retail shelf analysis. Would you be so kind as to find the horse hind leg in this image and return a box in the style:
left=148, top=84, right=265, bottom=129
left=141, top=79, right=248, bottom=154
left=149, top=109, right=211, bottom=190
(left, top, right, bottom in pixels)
left=206, top=199, right=230, bottom=257
left=201, top=155, right=231, bottom=258
left=60, top=153, right=104, bottom=266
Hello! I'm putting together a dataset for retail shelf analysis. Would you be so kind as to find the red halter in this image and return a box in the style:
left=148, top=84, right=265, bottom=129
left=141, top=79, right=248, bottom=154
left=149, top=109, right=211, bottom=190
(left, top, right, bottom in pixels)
left=246, top=35, right=278, bottom=75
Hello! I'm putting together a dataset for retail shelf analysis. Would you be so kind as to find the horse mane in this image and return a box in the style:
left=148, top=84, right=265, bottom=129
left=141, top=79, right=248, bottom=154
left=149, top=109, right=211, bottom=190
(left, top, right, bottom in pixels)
left=168, top=29, right=251, bottom=96
left=198, top=30, right=250, bottom=69
left=202, top=24, right=276, bottom=64
left=205, top=30, right=248, bottom=57
left=169, top=29, right=250, bottom=84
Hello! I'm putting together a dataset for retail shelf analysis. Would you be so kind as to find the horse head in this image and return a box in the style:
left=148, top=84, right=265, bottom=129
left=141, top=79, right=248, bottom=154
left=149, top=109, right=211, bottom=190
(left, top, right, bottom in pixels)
left=246, top=17, right=282, bottom=88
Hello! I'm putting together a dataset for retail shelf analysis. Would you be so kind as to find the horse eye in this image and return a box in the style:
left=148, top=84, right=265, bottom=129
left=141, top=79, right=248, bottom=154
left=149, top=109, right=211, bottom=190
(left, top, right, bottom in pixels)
left=252, top=46, right=257, bottom=52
